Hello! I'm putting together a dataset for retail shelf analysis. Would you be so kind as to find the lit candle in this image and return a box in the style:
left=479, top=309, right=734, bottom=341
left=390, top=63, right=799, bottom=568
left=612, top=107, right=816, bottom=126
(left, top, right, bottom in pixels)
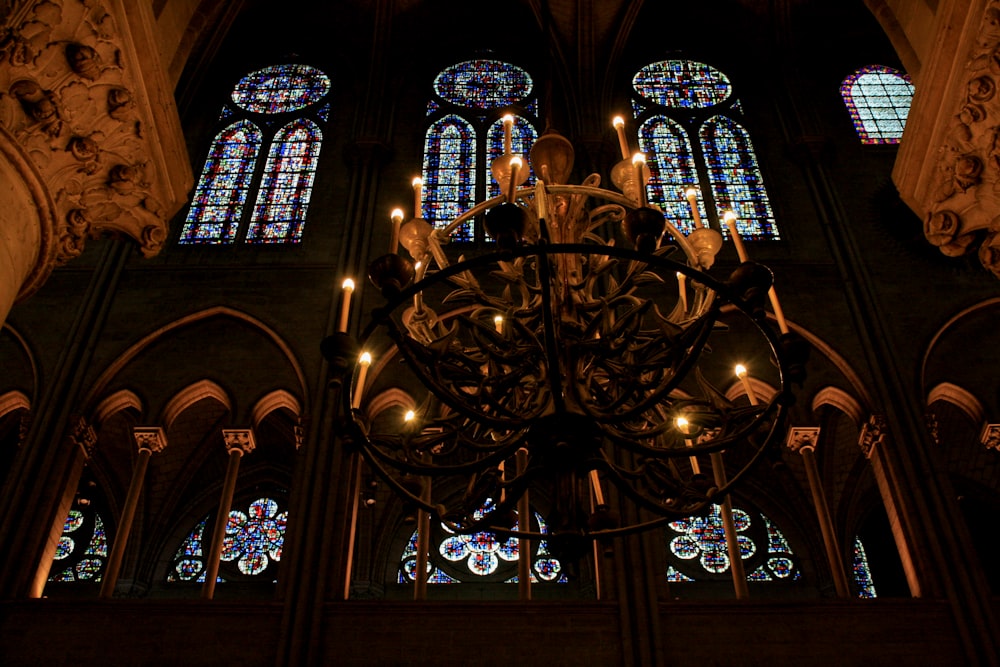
left=404, top=409, right=416, bottom=423
left=675, top=416, right=701, bottom=475
left=412, top=177, right=423, bottom=219
left=676, top=272, right=688, bottom=314
left=632, top=153, right=647, bottom=207
left=535, top=179, right=547, bottom=220
left=508, top=156, right=522, bottom=202
left=352, top=352, right=372, bottom=409
left=390, top=208, right=404, bottom=254
left=685, top=188, right=704, bottom=228
left=734, top=364, right=758, bottom=406
left=769, top=289, right=789, bottom=334
left=494, top=315, right=504, bottom=334
left=589, top=469, right=606, bottom=506
left=723, top=210, right=749, bottom=262
left=338, top=278, right=355, bottom=333
left=613, top=116, right=630, bottom=160
left=413, top=261, right=425, bottom=311
left=502, top=114, right=514, bottom=154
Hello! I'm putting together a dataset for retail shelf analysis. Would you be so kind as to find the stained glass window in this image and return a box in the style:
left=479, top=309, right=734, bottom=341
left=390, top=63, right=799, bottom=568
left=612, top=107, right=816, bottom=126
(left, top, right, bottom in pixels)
left=665, top=503, right=800, bottom=583
left=246, top=119, right=322, bottom=243
left=180, top=64, right=329, bottom=246
left=167, top=496, right=286, bottom=582
left=398, top=499, right=566, bottom=585
left=841, top=65, right=913, bottom=144
left=632, top=59, right=779, bottom=241
left=421, top=59, right=539, bottom=242
left=48, top=507, right=108, bottom=582
left=852, top=536, right=878, bottom=598
left=701, top=116, right=779, bottom=240
left=179, top=121, right=262, bottom=244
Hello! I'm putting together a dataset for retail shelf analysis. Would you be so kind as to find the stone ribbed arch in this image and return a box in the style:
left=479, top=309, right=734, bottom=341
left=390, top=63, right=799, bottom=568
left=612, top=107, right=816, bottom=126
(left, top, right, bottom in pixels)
left=0, top=390, right=30, bottom=418
left=161, top=379, right=234, bottom=432
left=926, top=382, right=985, bottom=425
left=811, top=386, right=866, bottom=426
left=91, top=389, right=144, bottom=429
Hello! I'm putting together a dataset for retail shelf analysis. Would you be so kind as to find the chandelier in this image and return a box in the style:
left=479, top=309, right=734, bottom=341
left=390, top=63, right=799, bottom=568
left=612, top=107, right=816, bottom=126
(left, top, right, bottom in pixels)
left=323, top=118, right=807, bottom=564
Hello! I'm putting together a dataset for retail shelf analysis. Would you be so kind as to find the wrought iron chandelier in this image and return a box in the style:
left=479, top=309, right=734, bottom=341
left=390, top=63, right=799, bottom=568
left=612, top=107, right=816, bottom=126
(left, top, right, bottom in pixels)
left=323, top=119, right=807, bottom=563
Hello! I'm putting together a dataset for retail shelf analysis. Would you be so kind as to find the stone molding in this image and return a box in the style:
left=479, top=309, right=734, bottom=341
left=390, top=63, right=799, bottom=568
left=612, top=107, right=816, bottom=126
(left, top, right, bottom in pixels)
left=858, top=414, right=887, bottom=459
left=786, top=426, right=821, bottom=453
left=980, top=422, right=1000, bottom=450
left=68, top=414, right=96, bottom=457
left=0, top=0, right=192, bottom=299
left=222, top=428, right=257, bottom=455
left=132, top=425, right=166, bottom=453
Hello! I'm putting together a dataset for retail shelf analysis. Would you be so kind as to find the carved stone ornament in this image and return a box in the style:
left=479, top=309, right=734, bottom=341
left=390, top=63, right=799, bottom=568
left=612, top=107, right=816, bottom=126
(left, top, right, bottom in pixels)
left=980, top=423, right=1000, bottom=451
left=785, top=426, right=821, bottom=453
left=68, top=415, right=96, bottom=457
left=132, top=426, right=167, bottom=454
left=926, top=1, right=1000, bottom=277
left=0, top=0, right=177, bottom=286
left=858, top=414, right=887, bottom=459
left=222, top=428, right=257, bottom=455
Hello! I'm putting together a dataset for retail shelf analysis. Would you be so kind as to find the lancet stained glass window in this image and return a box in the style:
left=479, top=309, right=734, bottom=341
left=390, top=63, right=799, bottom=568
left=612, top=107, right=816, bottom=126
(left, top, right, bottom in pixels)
left=841, top=65, right=913, bottom=144
left=421, top=59, right=539, bottom=242
left=398, top=499, right=565, bottom=584
left=632, top=59, right=779, bottom=241
left=665, top=503, right=800, bottom=583
left=48, top=507, right=108, bottom=582
left=852, top=536, right=878, bottom=598
left=179, top=64, right=329, bottom=245
left=167, top=496, right=287, bottom=582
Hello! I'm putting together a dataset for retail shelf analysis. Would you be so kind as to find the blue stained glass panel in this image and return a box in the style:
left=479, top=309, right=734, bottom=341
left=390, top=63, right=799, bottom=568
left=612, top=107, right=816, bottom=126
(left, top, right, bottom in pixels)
left=246, top=119, right=322, bottom=243
left=639, top=116, right=702, bottom=237
left=841, top=65, right=913, bottom=144
left=487, top=115, right=537, bottom=200
left=434, top=60, right=532, bottom=109
left=180, top=121, right=263, bottom=244
left=852, top=536, right=878, bottom=598
left=48, top=507, right=107, bottom=583
left=634, top=60, right=731, bottom=109
left=422, top=115, right=477, bottom=241
left=700, top=116, right=779, bottom=240
left=232, top=64, right=330, bottom=114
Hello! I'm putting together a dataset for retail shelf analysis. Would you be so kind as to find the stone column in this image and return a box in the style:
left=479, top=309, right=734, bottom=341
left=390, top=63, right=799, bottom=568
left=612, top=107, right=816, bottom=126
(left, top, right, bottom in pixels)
left=201, top=428, right=256, bottom=599
left=787, top=427, right=850, bottom=598
left=100, top=426, right=166, bottom=598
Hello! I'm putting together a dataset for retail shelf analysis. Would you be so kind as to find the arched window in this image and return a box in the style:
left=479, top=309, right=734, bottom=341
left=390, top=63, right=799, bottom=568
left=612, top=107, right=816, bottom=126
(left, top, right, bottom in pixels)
left=840, top=65, right=913, bottom=145
left=421, top=59, right=539, bottom=242
left=665, top=503, right=800, bottom=583
left=167, top=495, right=287, bottom=583
left=179, top=64, right=330, bottom=245
left=398, top=499, right=565, bottom=584
left=852, top=536, right=878, bottom=598
left=632, top=60, right=779, bottom=241
left=48, top=506, right=108, bottom=583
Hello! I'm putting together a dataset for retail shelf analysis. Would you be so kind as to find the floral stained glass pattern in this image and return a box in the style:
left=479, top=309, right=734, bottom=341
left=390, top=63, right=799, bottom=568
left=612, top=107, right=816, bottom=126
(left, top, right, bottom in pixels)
left=852, top=536, right=878, bottom=598
left=434, top=60, right=533, bottom=109
left=700, top=116, right=779, bottom=240
left=246, top=119, right=322, bottom=243
left=232, top=64, right=331, bottom=114
left=179, top=121, right=263, bottom=244
left=633, top=60, right=732, bottom=109
left=48, top=509, right=108, bottom=582
left=422, top=115, right=477, bottom=241
left=487, top=114, right=537, bottom=200
left=639, top=115, right=703, bottom=236
left=840, top=65, right=913, bottom=145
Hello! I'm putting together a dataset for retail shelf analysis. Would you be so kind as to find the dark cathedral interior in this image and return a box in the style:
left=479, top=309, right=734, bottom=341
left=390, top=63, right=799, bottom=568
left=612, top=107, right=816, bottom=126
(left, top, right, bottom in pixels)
left=1, top=1, right=999, bottom=665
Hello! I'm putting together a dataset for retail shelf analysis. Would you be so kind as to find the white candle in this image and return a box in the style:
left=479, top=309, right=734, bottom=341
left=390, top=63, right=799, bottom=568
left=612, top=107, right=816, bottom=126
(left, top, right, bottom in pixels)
left=734, top=364, right=758, bottom=405
left=536, top=179, right=547, bottom=220
left=502, top=114, right=514, bottom=154
left=352, top=352, right=372, bottom=409
left=494, top=315, right=503, bottom=333
left=675, top=416, right=701, bottom=475
left=676, top=272, right=688, bottom=314
left=338, top=279, right=355, bottom=332
left=412, top=177, right=423, bottom=219
left=390, top=208, right=404, bottom=254
left=613, top=116, right=630, bottom=160
left=589, top=469, right=606, bottom=506
left=723, top=211, right=749, bottom=262
left=413, top=261, right=425, bottom=311
left=685, top=188, right=704, bottom=228
left=508, top=157, right=522, bottom=202
left=632, top=153, right=647, bottom=207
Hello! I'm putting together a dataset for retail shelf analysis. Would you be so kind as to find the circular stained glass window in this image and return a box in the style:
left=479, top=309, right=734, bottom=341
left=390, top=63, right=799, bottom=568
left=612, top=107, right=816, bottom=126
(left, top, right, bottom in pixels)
left=434, top=59, right=532, bottom=110
left=232, top=64, right=331, bottom=114
left=633, top=60, right=731, bottom=109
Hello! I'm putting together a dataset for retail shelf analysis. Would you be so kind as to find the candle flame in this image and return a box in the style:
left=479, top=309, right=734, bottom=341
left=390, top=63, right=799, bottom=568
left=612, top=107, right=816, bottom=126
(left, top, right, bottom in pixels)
left=342, top=278, right=355, bottom=291
left=631, top=152, right=646, bottom=165
left=723, top=210, right=738, bottom=224
left=412, top=176, right=423, bottom=188
left=359, top=351, right=372, bottom=365
left=502, top=114, right=514, bottom=125
left=685, top=187, right=698, bottom=199
left=510, top=156, right=523, bottom=168
left=612, top=115, right=625, bottom=128
left=675, top=416, right=689, bottom=430
left=391, top=208, right=404, bottom=222
left=735, top=364, right=747, bottom=378
left=404, top=409, right=416, bottom=422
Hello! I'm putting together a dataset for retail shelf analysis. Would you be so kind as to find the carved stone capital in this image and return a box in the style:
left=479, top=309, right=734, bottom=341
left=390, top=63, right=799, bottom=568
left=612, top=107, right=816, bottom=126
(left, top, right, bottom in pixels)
left=132, top=426, right=166, bottom=454
left=0, top=1, right=192, bottom=300
left=980, top=423, right=1000, bottom=451
left=68, top=415, right=96, bottom=458
left=786, top=426, right=821, bottom=454
left=222, top=428, right=257, bottom=455
left=858, top=414, right=887, bottom=459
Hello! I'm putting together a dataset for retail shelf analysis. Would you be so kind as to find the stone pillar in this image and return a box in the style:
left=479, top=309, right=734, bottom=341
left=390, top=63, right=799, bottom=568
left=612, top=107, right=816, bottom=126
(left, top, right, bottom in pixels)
left=201, top=428, right=256, bottom=599
left=786, top=427, right=850, bottom=598
left=100, top=426, right=166, bottom=598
